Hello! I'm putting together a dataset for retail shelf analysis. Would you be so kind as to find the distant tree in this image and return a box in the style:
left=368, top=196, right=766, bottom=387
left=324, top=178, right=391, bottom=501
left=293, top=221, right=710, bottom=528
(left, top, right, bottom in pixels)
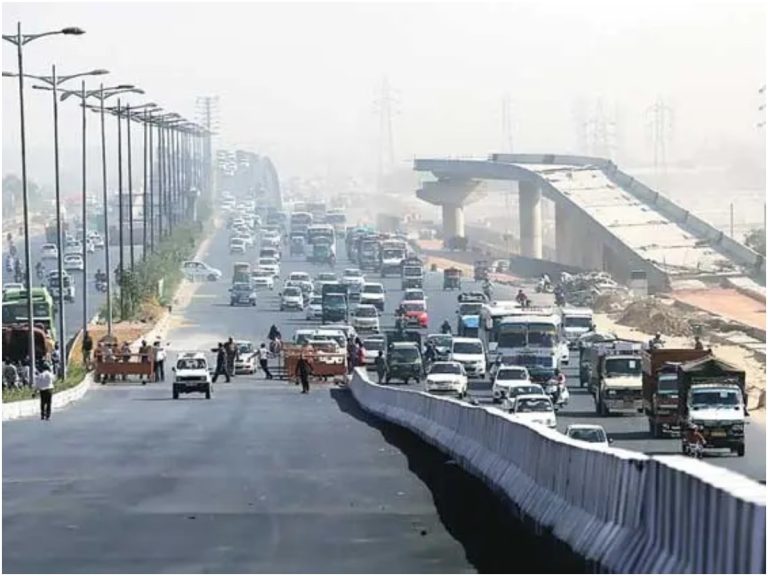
left=744, top=227, right=766, bottom=256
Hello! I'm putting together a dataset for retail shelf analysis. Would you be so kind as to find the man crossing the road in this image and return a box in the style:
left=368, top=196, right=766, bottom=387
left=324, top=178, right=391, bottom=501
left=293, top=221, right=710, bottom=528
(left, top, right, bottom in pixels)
left=296, top=353, right=312, bottom=393
left=212, top=343, right=230, bottom=383
left=34, top=362, right=54, bottom=421
left=258, top=343, right=273, bottom=380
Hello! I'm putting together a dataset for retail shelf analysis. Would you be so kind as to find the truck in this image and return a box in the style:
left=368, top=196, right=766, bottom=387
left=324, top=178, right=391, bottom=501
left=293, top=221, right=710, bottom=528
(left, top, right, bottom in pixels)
left=309, top=239, right=334, bottom=264
left=321, top=283, right=349, bottom=324
left=677, top=355, right=747, bottom=457
left=641, top=348, right=711, bottom=438
left=379, top=239, right=407, bottom=277
left=232, top=262, right=251, bottom=285
left=588, top=339, right=644, bottom=416
left=560, top=307, right=594, bottom=348
left=401, top=256, right=424, bottom=290
left=358, top=236, right=381, bottom=271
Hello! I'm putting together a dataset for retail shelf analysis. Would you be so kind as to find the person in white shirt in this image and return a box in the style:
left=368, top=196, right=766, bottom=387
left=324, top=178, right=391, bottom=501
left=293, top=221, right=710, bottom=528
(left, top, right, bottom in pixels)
left=153, top=339, right=166, bottom=382
left=35, top=362, right=55, bottom=421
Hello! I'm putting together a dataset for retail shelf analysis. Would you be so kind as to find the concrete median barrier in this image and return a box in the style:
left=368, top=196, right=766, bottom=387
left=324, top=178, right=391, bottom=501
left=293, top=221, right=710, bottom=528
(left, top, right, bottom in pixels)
left=349, top=368, right=766, bottom=573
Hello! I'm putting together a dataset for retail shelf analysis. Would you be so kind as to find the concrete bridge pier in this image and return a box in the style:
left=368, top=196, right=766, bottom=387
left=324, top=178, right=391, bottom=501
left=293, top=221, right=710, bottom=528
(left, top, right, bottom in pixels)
left=519, top=181, right=542, bottom=259
left=417, top=178, right=486, bottom=242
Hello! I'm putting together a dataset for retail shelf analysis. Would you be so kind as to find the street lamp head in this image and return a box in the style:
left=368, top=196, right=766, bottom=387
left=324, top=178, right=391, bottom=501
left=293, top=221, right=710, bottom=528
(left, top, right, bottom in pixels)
left=90, top=69, right=109, bottom=76
left=2, top=71, right=17, bottom=77
left=61, top=27, right=85, bottom=35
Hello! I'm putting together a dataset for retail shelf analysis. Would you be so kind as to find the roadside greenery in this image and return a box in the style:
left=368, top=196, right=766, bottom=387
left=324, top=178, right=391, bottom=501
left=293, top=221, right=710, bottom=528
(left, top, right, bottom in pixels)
left=2, top=363, right=86, bottom=403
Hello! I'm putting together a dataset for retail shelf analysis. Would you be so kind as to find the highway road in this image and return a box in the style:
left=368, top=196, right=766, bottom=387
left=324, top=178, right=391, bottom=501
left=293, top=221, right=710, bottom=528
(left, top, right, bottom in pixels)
left=4, top=222, right=764, bottom=571
left=3, top=231, right=142, bottom=347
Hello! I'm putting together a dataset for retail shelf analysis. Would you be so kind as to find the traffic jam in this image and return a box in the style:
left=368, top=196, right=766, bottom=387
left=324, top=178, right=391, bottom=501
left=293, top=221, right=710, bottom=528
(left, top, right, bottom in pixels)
left=177, top=194, right=748, bottom=458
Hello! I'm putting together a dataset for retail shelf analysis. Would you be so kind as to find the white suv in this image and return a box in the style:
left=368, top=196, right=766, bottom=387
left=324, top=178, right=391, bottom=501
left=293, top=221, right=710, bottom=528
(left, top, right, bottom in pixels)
left=172, top=353, right=212, bottom=399
left=449, top=337, right=486, bottom=379
left=425, top=361, right=468, bottom=398
left=360, top=282, right=385, bottom=312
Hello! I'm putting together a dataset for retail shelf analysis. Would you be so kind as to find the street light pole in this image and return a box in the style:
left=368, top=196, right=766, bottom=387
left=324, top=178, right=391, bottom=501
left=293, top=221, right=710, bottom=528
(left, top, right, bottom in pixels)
left=50, top=65, right=67, bottom=377
left=80, top=80, right=87, bottom=344
left=116, top=98, right=125, bottom=320
left=99, top=86, right=113, bottom=334
left=1, top=23, right=85, bottom=381
left=143, top=109, right=149, bottom=261
left=126, top=103, right=135, bottom=271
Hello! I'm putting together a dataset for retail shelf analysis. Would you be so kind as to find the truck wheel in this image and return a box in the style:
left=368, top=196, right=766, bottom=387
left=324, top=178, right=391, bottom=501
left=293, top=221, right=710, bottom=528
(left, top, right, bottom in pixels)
left=173, top=390, right=179, bottom=400
left=403, top=377, right=409, bottom=386
left=736, top=445, right=745, bottom=457
left=206, top=389, right=211, bottom=399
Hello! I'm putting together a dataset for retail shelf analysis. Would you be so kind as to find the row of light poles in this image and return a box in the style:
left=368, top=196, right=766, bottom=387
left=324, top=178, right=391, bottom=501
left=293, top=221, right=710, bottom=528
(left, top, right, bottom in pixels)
left=3, top=22, right=212, bottom=379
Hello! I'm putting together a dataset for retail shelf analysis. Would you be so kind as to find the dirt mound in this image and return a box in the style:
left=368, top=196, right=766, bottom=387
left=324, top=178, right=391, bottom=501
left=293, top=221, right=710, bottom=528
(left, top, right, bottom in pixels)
left=617, top=298, right=694, bottom=337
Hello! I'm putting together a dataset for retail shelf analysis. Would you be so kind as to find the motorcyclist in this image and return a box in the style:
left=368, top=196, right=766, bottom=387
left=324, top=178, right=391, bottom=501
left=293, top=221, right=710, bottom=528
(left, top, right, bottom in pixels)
left=424, top=341, right=436, bottom=365
left=554, top=284, right=566, bottom=306
left=482, top=278, right=493, bottom=300
left=36, top=261, right=45, bottom=279
left=693, top=335, right=704, bottom=350
left=268, top=324, right=282, bottom=342
left=440, top=320, right=452, bottom=335
left=516, top=289, right=529, bottom=308
left=649, top=332, right=664, bottom=350
left=685, top=423, right=706, bottom=456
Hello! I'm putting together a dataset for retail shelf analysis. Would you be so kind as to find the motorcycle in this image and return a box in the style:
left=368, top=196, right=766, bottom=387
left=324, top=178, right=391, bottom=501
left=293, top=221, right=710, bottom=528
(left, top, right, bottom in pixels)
left=545, top=377, right=569, bottom=410
left=536, top=279, right=553, bottom=293
left=683, top=438, right=705, bottom=459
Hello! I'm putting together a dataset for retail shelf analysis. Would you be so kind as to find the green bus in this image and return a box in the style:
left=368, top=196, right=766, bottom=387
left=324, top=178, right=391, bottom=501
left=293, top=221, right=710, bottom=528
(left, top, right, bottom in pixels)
left=2, top=287, right=57, bottom=342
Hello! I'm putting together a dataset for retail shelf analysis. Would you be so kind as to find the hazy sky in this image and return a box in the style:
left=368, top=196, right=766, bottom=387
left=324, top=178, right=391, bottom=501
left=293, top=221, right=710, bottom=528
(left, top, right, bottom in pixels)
left=2, top=0, right=765, bottom=192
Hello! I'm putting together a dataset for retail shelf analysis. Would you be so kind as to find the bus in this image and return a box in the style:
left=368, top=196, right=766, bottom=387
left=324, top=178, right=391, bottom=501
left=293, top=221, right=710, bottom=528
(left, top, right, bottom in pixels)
left=307, top=224, right=335, bottom=246
left=2, top=287, right=57, bottom=342
left=478, top=301, right=522, bottom=352
left=492, top=314, right=561, bottom=383
left=325, top=210, right=347, bottom=236
left=290, top=211, right=313, bottom=235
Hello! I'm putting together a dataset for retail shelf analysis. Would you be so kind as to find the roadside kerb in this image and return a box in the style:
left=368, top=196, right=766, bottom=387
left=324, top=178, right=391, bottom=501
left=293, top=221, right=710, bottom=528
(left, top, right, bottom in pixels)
left=348, top=368, right=766, bottom=573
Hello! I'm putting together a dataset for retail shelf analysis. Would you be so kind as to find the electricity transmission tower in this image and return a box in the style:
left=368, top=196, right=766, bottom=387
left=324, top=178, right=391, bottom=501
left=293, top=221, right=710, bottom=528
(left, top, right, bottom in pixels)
left=373, top=77, right=398, bottom=194
left=646, top=96, right=673, bottom=176
left=195, top=95, right=219, bottom=197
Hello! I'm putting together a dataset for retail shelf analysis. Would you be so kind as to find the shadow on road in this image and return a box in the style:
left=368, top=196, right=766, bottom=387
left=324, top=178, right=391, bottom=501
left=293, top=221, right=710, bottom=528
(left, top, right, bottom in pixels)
left=330, top=387, right=587, bottom=574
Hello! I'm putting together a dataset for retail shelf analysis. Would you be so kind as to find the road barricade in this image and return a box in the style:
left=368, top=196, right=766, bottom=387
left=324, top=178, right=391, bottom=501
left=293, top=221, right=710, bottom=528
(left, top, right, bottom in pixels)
left=348, top=368, right=766, bottom=574
left=279, top=343, right=347, bottom=384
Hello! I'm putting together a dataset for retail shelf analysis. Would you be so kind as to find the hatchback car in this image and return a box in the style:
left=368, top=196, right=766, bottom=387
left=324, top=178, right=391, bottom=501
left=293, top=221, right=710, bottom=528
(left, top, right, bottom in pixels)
left=512, top=394, right=557, bottom=428
left=181, top=261, right=222, bottom=281
left=564, top=424, right=611, bottom=446
left=280, top=286, right=304, bottom=311
left=63, top=254, right=84, bottom=271
left=492, top=365, right=531, bottom=403
left=306, top=295, right=323, bottom=321
left=351, top=304, right=380, bottom=333
left=250, top=269, right=275, bottom=290
left=40, top=243, right=58, bottom=260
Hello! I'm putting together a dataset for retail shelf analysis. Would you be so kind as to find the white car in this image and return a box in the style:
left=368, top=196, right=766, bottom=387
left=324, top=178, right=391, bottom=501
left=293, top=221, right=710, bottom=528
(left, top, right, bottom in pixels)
left=63, top=254, right=84, bottom=271
left=425, top=361, right=468, bottom=397
left=47, top=271, right=75, bottom=302
left=229, top=238, right=247, bottom=255
left=250, top=269, right=275, bottom=290
left=306, top=295, right=323, bottom=320
left=500, top=383, right=546, bottom=412
left=558, top=340, right=570, bottom=366
left=180, top=260, right=222, bottom=281
left=342, top=268, right=365, bottom=290
left=89, top=232, right=104, bottom=249
left=280, top=286, right=304, bottom=311
left=257, top=257, right=280, bottom=278
left=40, top=243, right=58, bottom=260
left=65, top=241, right=82, bottom=256
left=403, top=288, right=426, bottom=304
left=361, top=336, right=386, bottom=366
left=172, top=352, right=212, bottom=399
left=351, top=304, right=380, bottom=333
left=360, top=282, right=385, bottom=312
left=564, top=424, right=611, bottom=446
left=512, top=394, right=557, bottom=428
left=449, top=337, right=486, bottom=379
left=234, top=341, right=258, bottom=374
left=3, top=282, right=23, bottom=294
left=289, top=271, right=312, bottom=283
left=84, top=239, right=95, bottom=253
left=259, top=247, right=281, bottom=262
left=492, top=365, right=532, bottom=402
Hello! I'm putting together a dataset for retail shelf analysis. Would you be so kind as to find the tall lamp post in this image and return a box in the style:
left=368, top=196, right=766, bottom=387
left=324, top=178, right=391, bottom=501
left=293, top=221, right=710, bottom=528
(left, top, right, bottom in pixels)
left=1, top=23, right=84, bottom=382
left=81, top=85, right=144, bottom=336
left=13, top=66, right=108, bottom=378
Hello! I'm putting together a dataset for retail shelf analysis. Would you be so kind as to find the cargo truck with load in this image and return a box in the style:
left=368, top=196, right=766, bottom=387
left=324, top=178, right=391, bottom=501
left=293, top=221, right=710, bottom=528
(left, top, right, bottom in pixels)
left=321, top=283, right=349, bottom=324
left=641, top=348, right=711, bottom=438
left=677, top=355, right=747, bottom=457
left=588, top=339, right=644, bottom=416
left=379, top=239, right=407, bottom=277
left=401, top=256, right=424, bottom=290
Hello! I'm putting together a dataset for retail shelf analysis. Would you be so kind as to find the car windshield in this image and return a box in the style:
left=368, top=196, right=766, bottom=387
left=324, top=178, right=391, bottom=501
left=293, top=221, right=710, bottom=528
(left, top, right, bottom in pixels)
left=691, top=388, right=741, bottom=408
left=428, top=335, right=452, bottom=348
left=509, top=385, right=542, bottom=397
left=429, top=363, right=461, bottom=375
left=363, top=339, right=384, bottom=351
left=344, top=269, right=361, bottom=277
left=310, top=297, right=322, bottom=306
left=177, top=358, right=206, bottom=370
left=259, top=258, right=276, bottom=266
left=291, top=274, right=309, bottom=281
left=568, top=428, right=607, bottom=443
left=237, top=343, right=253, bottom=354
left=253, top=271, right=272, bottom=278
left=453, top=341, right=482, bottom=355
left=604, top=357, right=641, bottom=377
left=363, top=285, right=383, bottom=294
left=516, top=397, right=553, bottom=413
left=356, top=307, right=377, bottom=318
left=406, top=291, right=424, bottom=299
left=402, top=302, right=425, bottom=312
left=497, top=368, right=528, bottom=381
left=284, top=288, right=302, bottom=297
left=459, top=303, right=482, bottom=315
left=565, top=316, right=593, bottom=328
left=391, top=347, right=420, bottom=362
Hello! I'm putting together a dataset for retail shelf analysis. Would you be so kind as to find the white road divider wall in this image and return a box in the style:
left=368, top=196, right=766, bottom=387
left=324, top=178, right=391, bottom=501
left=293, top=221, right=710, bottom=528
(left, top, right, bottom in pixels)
left=349, top=368, right=766, bottom=574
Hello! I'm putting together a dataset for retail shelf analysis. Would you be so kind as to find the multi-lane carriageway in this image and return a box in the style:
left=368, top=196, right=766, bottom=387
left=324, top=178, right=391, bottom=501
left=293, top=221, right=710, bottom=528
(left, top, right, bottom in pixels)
left=3, top=224, right=765, bottom=572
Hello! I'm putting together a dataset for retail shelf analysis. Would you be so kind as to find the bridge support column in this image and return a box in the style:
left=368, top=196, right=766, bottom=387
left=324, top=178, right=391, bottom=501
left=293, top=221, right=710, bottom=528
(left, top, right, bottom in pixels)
left=555, top=201, right=571, bottom=264
left=519, top=181, right=542, bottom=259
left=442, top=205, right=465, bottom=239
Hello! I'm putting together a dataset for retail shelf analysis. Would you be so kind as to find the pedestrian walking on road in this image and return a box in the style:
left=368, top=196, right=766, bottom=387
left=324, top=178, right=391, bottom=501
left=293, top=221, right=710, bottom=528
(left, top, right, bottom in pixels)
left=258, top=343, right=273, bottom=380
left=375, top=351, right=387, bottom=384
left=212, top=343, right=230, bottom=383
left=225, top=337, right=238, bottom=378
left=296, top=353, right=312, bottom=393
left=153, top=340, right=166, bottom=382
left=82, top=331, right=93, bottom=371
left=34, top=362, right=54, bottom=420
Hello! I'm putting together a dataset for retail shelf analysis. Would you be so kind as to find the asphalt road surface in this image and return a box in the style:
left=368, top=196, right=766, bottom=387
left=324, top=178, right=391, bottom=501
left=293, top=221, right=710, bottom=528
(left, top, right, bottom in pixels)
left=3, top=231, right=143, bottom=346
left=2, top=227, right=476, bottom=573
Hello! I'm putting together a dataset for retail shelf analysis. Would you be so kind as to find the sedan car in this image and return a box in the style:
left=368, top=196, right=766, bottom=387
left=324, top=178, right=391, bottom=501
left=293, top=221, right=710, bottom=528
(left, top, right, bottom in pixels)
left=229, top=238, right=247, bottom=255
left=181, top=260, right=222, bottom=281
left=250, top=269, right=275, bottom=290
left=398, top=300, right=428, bottom=328
left=342, top=268, right=365, bottom=289
left=361, top=335, right=386, bottom=367
left=564, top=424, right=612, bottom=446
left=425, top=361, right=468, bottom=398
left=40, top=243, right=58, bottom=260
left=63, top=254, right=84, bottom=271
left=511, top=394, right=557, bottom=428
left=234, top=341, right=258, bottom=374
left=492, top=365, right=532, bottom=403
left=280, top=286, right=304, bottom=311
left=306, top=295, right=323, bottom=320
left=257, top=257, right=280, bottom=278
left=351, top=304, right=380, bottom=333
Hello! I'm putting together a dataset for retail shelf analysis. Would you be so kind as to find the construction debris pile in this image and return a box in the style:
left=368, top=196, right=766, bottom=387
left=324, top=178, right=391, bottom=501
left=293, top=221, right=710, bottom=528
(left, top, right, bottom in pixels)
left=559, top=271, right=632, bottom=311
left=618, top=298, right=695, bottom=337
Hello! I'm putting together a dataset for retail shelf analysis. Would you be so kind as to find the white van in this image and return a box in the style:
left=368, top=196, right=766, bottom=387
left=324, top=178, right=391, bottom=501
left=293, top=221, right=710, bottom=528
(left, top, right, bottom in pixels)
left=449, top=337, right=486, bottom=379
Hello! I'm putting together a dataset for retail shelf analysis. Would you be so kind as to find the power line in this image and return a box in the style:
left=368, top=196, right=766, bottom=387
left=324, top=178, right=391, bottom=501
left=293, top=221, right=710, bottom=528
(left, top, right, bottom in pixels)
left=372, top=77, right=398, bottom=193
left=645, top=95, right=673, bottom=175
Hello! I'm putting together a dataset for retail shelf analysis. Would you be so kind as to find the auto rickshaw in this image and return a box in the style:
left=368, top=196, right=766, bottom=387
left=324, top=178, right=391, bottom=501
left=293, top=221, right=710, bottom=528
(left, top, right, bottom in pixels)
left=473, top=260, right=490, bottom=281
left=443, top=267, right=462, bottom=290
